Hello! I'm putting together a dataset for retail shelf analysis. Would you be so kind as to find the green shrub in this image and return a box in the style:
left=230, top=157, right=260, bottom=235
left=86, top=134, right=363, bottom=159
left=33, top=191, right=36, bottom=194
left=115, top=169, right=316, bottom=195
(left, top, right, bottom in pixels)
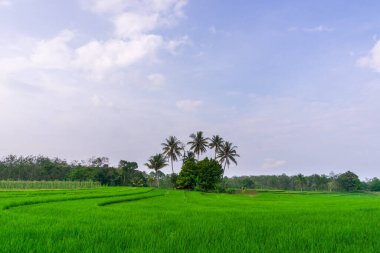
left=176, top=158, right=223, bottom=191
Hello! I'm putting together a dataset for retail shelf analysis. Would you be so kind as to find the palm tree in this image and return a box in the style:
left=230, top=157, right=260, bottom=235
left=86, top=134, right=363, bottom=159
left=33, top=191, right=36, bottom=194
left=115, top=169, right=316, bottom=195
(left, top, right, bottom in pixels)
left=161, top=136, right=183, bottom=174
left=209, top=135, right=224, bottom=159
left=144, top=154, right=168, bottom=187
left=217, top=141, right=240, bottom=177
left=187, top=131, right=209, bottom=160
left=182, top=151, right=196, bottom=163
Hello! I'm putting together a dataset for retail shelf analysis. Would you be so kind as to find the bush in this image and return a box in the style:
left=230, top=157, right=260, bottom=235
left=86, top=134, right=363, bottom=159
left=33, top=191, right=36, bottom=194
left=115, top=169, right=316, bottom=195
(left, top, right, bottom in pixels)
left=176, top=158, right=223, bottom=192
left=176, top=161, right=198, bottom=189
left=225, top=188, right=236, bottom=194
left=170, top=173, right=178, bottom=188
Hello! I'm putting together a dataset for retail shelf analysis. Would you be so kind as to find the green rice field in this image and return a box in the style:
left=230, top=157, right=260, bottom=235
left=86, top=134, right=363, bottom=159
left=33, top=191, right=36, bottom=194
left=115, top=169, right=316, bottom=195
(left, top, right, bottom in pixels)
left=1, top=187, right=380, bottom=252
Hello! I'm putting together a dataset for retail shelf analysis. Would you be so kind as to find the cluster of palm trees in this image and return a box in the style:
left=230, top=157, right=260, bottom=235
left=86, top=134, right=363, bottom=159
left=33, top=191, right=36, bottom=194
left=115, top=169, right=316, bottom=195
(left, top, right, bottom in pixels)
left=145, top=131, right=240, bottom=186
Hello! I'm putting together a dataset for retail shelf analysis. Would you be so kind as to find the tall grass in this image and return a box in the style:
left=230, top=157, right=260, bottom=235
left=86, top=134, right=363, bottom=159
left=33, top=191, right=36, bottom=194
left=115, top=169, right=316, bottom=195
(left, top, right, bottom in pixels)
left=0, top=180, right=101, bottom=189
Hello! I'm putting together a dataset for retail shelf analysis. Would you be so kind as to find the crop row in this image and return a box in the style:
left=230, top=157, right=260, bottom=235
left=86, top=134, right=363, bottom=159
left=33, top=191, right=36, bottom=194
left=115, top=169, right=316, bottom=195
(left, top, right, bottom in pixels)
left=0, top=180, right=101, bottom=189
left=3, top=188, right=155, bottom=210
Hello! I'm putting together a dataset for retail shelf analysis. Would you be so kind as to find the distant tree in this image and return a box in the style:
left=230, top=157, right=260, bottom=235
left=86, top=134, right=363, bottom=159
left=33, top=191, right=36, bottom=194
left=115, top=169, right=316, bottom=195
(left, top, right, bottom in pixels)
left=327, top=172, right=338, bottom=192
left=95, top=167, right=121, bottom=186
left=240, top=176, right=255, bottom=189
left=188, top=131, right=209, bottom=160
left=88, top=157, right=109, bottom=168
left=293, top=174, right=306, bottom=191
left=68, top=166, right=97, bottom=182
left=336, top=171, right=361, bottom=192
left=162, top=136, right=183, bottom=174
left=144, top=154, right=168, bottom=187
left=278, top=174, right=291, bottom=190
left=217, top=141, right=239, bottom=177
left=226, top=176, right=255, bottom=189
left=209, top=135, right=224, bottom=159
left=129, top=171, right=148, bottom=187
left=118, top=160, right=139, bottom=185
left=368, top=177, right=380, bottom=191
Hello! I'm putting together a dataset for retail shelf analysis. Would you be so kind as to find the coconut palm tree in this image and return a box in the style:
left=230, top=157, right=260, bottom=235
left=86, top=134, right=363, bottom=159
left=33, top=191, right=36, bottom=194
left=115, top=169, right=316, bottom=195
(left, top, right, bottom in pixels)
left=144, top=154, right=168, bottom=187
left=187, top=131, right=209, bottom=160
left=182, top=151, right=196, bottom=163
left=209, top=135, right=224, bottom=159
left=161, top=136, right=183, bottom=174
left=217, top=141, right=240, bottom=177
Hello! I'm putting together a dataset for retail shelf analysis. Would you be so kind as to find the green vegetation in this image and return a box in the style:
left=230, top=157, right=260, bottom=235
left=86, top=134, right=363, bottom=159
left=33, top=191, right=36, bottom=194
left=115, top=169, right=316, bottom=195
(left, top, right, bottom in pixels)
left=1, top=187, right=380, bottom=252
left=0, top=132, right=378, bottom=193
left=187, top=131, right=209, bottom=160
left=227, top=171, right=371, bottom=192
left=149, top=131, right=240, bottom=191
left=0, top=180, right=100, bottom=189
left=0, top=155, right=146, bottom=186
left=176, top=158, right=223, bottom=191
left=161, top=136, right=183, bottom=174
left=144, top=154, right=168, bottom=187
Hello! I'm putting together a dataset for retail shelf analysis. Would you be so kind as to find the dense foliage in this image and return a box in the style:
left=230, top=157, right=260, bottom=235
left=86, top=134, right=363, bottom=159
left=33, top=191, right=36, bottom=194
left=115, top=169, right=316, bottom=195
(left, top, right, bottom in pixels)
left=226, top=171, right=373, bottom=192
left=0, top=155, right=147, bottom=187
left=176, top=158, right=223, bottom=191
left=0, top=180, right=100, bottom=189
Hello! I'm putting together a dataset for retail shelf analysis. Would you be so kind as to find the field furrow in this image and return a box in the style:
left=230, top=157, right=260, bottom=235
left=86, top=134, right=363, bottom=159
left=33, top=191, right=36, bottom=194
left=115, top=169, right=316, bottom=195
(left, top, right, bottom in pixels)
left=2, top=188, right=154, bottom=210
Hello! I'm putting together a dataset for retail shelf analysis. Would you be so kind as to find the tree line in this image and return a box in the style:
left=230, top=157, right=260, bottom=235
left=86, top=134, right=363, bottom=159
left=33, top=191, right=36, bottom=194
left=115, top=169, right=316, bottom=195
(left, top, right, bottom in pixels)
left=0, top=155, right=150, bottom=186
left=0, top=131, right=240, bottom=191
left=227, top=171, right=380, bottom=192
left=0, top=131, right=379, bottom=192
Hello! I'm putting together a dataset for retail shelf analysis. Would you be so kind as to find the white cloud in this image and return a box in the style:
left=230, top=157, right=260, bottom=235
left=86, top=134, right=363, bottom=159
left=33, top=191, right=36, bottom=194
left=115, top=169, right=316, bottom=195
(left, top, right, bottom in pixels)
left=303, top=25, right=333, bottom=32
left=357, top=40, right=380, bottom=72
left=113, top=13, right=159, bottom=39
left=146, top=73, right=166, bottom=91
left=289, top=25, right=333, bottom=33
left=166, top=35, right=189, bottom=54
left=0, top=31, right=164, bottom=80
left=83, top=0, right=187, bottom=39
left=31, top=30, right=75, bottom=70
left=81, top=0, right=130, bottom=14
left=83, top=0, right=187, bottom=15
left=260, top=159, right=287, bottom=170
left=176, top=99, right=203, bottom=111
left=74, top=35, right=163, bottom=77
left=91, top=94, right=114, bottom=108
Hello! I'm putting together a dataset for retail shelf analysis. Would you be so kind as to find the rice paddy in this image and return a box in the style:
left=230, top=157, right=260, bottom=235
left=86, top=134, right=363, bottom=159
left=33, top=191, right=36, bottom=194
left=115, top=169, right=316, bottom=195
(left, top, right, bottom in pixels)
left=1, top=187, right=380, bottom=252
left=0, top=180, right=101, bottom=189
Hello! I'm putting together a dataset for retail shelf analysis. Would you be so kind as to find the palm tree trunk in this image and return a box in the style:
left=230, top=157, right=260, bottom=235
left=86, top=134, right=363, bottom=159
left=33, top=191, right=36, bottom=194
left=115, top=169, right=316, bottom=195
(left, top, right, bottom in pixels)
left=221, top=161, right=227, bottom=188
left=214, top=150, right=216, bottom=160
left=156, top=170, right=159, bottom=188
left=171, top=159, right=174, bottom=174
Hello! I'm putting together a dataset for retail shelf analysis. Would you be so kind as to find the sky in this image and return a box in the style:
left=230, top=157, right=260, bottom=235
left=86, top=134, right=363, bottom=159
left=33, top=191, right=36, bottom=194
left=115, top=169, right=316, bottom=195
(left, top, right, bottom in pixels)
left=1, top=0, right=380, bottom=178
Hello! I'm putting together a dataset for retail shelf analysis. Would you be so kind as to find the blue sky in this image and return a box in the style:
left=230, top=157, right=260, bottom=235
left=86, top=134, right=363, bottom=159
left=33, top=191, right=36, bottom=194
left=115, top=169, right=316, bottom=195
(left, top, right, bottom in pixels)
left=1, top=0, right=380, bottom=178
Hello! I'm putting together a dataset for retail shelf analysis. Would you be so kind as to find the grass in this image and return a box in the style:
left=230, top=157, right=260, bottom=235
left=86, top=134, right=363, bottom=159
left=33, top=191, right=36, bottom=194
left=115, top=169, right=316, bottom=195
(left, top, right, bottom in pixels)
left=0, top=180, right=101, bottom=189
left=0, top=187, right=380, bottom=252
